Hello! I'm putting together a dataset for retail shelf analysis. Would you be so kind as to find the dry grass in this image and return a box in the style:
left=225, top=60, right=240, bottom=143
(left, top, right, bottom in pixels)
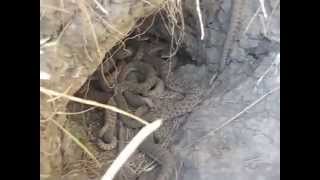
left=78, top=0, right=103, bottom=60
left=161, top=0, right=185, bottom=58
left=41, top=87, right=149, bottom=125
left=40, top=85, right=151, bottom=178
left=50, top=117, right=102, bottom=167
left=243, top=0, right=280, bottom=41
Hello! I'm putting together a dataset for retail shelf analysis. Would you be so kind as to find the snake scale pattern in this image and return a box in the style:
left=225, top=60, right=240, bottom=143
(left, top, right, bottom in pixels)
left=86, top=1, right=247, bottom=177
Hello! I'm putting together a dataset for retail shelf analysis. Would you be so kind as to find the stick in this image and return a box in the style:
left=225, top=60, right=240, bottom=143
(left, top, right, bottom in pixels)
left=40, top=87, right=149, bottom=126
left=196, top=0, right=205, bottom=40
left=101, top=119, right=163, bottom=180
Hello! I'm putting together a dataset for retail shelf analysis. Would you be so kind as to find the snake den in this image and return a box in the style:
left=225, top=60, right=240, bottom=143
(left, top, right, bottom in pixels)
left=40, top=0, right=280, bottom=179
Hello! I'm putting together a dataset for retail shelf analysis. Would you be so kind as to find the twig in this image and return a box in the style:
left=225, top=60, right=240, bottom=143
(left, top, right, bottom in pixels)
left=141, top=0, right=155, bottom=7
left=56, top=106, right=96, bottom=115
left=40, top=19, right=72, bottom=50
left=185, top=86, right=280, bottom=149
left=50, top=118, right=101, bottom=167
left=40, top=87, right=149, bottom=126
left=47, top=85, right=72, bottom=102
left=101, top=119, right=162, bottom=180
left=94, top=11, right=126, bottom=36
left=93, top=0, right=109, bottom=15
left=40, top=37, right=51, bottom=46
left=243, top=6, right=261, bottom=35
left=78, top=0, right=103, bottom=60
left=258, top=0, right=268, bottom=18
left=196, top=0, right=205, bottom=40
left=265, top=0, right=280, bottom=34
left=256, top=53, right=280, bottom=86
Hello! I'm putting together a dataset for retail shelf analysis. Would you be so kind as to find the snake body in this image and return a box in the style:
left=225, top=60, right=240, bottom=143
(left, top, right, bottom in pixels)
left=89, top=62, right=126, bottom=151
left=96, top=97, right=118, bottom=151
left=115, top=47, right=180, bottom=180
left=87, top=1, right=247, bottom=176
left=92, top=40, right=204, bottom=179
left=93, top=58, right=162, bottom=152
left=138, top=136, right=177, bottom=180
left=115, top=61, right=160, bottom=129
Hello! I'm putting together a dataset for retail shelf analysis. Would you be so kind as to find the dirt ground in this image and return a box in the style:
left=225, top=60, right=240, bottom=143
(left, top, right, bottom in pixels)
left=171, top=1, right=280, bottom=179
left=175, top=54, right=280, bottom=180
left=40, top=0, right=280, bottom=179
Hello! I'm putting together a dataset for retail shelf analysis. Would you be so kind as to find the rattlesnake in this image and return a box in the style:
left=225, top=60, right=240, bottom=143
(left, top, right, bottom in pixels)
left=113, top=49, right=180, bottom=180
left=93, top=60, right=159, bottom=151
left=114, top=61, right=160, bottom=128
left=119, top=47, right=206, bottom=180
left=96, top=97, right=118, bottom=150
left=88, top=62, right=126, bottom=151
left=93, top=40, right=206, bottom=180
left=86, top=0, right=247, bottom=174
left=88, top=46, right=163, bottom=152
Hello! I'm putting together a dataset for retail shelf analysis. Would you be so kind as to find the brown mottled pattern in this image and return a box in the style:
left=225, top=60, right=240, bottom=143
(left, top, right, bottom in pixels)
left=115, top=61, right=160, bottom=128
left=96, top=97, right=118, bottom=151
